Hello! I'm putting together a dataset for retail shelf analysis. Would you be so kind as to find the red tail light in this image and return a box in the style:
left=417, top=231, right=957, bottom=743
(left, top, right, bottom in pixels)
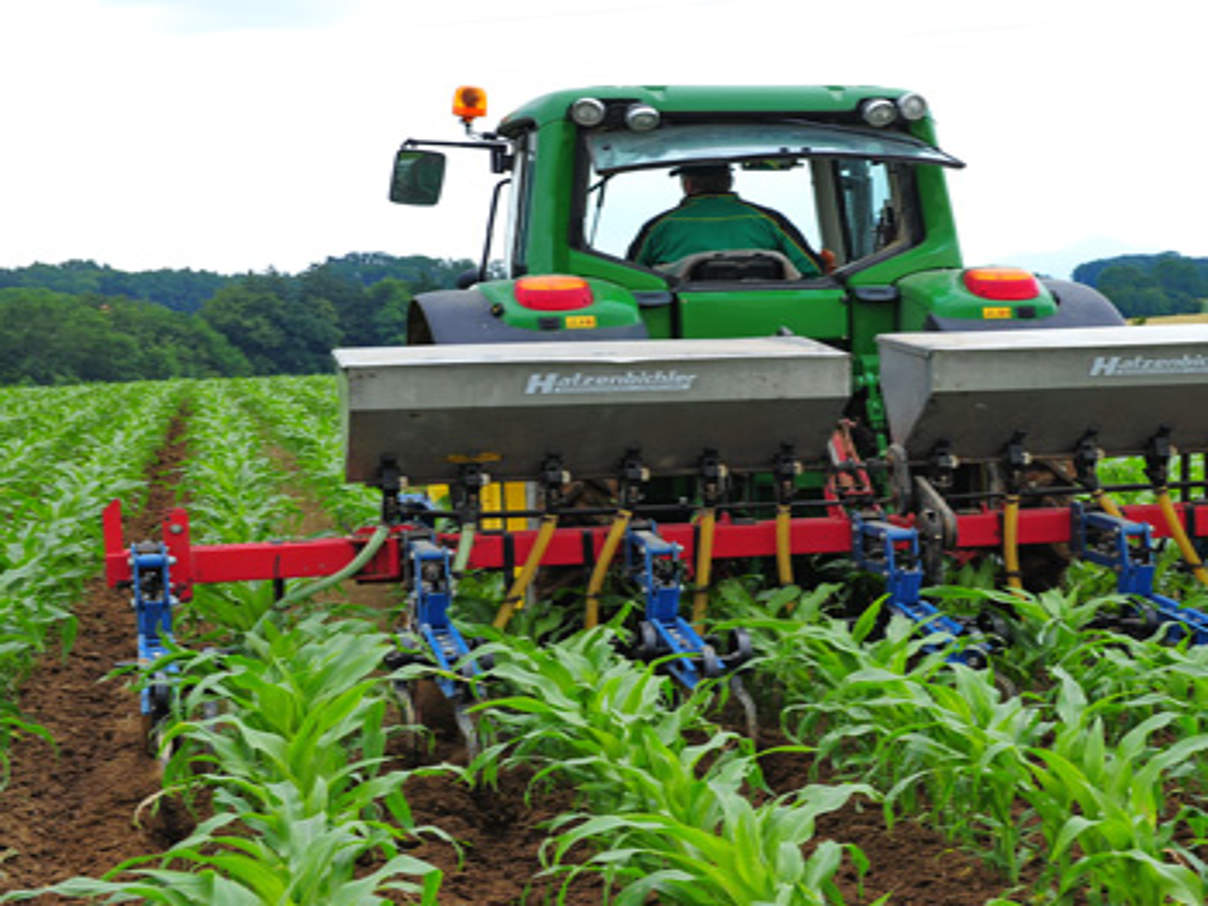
left=963, top=267, right=1040, bottom=301
left=514, top=275, right=594, bottom=311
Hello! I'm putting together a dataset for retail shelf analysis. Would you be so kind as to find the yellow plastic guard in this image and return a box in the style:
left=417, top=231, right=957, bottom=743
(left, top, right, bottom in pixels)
left=481, top=481, right=529, bottom=531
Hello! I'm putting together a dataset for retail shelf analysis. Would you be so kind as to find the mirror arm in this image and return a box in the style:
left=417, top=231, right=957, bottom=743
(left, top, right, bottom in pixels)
left=478, top=178, right=512, bottom=284
left=402, top=137, right=513, bottom=172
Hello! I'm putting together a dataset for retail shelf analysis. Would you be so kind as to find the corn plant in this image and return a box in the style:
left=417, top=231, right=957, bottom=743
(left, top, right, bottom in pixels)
left=460, top=625, right=876, bottom=905
left=546, top=779, right=880, bottom=906
left=8, top=611, right=451, bottom=903
left=465, top=621, right=718, bottom=803
left=0, top=380, right=180, bottom=775
left=235, top=376, right=379, bottom=530
left=872, top=665, right=1048, bottom=880
left=180, top=380, right=298, bottom=544
left=1024, top=706, right=1208, bottom=904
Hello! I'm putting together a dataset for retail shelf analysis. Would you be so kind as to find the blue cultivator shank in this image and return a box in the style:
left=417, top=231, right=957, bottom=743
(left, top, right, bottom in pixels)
left=405, top=537, right=483, bottom=699
left=1071, top=503, right=1208, bottom=645
left=624, top=523, right=751, bottom=688
left=128, top=541, right=176, bottom=718
left=850, top=514, right=989, bottom=667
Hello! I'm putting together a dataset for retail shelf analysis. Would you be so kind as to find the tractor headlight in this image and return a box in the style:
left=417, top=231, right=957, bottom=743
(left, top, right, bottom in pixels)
left=625, top=103, right=660, bottom=132
left=570, top=97, right=606, bottom=127
left=896, top=92, right=928, bottom=121
left=860, top=98, right=897, bottom=127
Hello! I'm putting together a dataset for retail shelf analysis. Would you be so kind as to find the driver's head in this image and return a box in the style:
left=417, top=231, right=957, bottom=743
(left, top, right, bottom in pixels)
left=673, top=164, right=732, bottom=196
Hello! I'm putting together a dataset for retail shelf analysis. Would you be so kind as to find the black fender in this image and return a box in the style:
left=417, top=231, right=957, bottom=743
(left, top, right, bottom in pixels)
left=407, top=289, right=649, bottom=345
left=925, top=279, right=1125, bottom=332
left=1037, top=279, right=1126, bottom=327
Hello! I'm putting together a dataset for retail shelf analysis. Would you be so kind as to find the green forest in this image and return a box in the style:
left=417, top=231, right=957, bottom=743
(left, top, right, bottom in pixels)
left=1071, top=252, right=1208, bottom=318
left=0, top=251, right=1204, bottom=385
left=0, top=254, right=476, bottom=384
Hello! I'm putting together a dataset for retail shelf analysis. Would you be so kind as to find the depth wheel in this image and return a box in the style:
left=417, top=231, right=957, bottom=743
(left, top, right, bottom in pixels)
left=635, top=620, right=660, bottom=662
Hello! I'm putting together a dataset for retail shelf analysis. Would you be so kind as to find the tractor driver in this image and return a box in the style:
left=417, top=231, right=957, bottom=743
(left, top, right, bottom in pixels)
left=625, top=164, right=823, bottom=277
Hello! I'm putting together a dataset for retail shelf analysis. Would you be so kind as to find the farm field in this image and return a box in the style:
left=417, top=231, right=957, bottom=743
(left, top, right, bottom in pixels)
left=2, top=376, right=1208, bottom=904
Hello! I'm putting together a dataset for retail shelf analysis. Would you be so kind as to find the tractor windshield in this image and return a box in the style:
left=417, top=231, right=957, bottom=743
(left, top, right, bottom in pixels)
left=581, top=122, right=962, bottom=275
left=586, top=122, right=963, bottom=175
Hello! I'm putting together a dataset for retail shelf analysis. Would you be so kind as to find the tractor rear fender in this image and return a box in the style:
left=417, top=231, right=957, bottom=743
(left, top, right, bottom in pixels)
left=922, top=277, right=1125, bottom=332
left=407, top=288, right=649, bottom=344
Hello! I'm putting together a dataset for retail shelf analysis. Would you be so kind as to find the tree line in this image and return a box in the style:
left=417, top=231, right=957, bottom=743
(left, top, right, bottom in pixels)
left=0, top=254, right=475, bottom=385
left=2, top=250, right=1203, bottom=385
left=1073, top=252, right=1208, bottom=318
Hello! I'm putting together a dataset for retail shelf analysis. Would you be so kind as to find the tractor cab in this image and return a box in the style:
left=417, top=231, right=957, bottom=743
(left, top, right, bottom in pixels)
left=391, top=85, right=979, bottom=348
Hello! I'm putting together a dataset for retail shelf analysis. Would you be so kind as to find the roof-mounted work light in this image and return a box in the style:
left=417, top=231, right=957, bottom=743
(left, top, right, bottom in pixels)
left=570, top=97, right=606, bottom=127
left=897, top=92, right=928, bottom=121
left=625, top=103, right=660, bottom=132
left=860, top=97, right=897, bottom=127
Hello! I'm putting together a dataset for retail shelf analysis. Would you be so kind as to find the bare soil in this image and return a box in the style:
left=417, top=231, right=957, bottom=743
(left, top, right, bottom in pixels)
left=0, top=420, right=1023, bottom=904
left=0, top=413, right=193, bottom=898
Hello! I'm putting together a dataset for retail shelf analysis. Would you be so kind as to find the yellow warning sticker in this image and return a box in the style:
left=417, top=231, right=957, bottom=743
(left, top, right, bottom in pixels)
left=981, top=306, right=1012, bottom=319
left=565, top=315, right=597, bottom=329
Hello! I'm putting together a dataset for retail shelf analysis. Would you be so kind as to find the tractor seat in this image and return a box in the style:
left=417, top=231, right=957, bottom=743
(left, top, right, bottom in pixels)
left=658, top=249, right=801, bottom=282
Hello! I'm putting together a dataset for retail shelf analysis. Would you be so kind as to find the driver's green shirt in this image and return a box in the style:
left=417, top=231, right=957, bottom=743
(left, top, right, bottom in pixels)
left=627, top=193, right=822, bottom=276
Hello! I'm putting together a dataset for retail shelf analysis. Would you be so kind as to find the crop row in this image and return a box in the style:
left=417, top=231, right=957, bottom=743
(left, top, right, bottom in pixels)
left=0, top=381, right=180, bottom=781
left=720, top=579, right=1208, bottom=903
left=4, top=377, right=447, bottom=903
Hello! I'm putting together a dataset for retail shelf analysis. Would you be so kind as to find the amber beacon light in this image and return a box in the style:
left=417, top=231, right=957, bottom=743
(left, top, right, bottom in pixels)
left=453, top=85, right=488, bottom=123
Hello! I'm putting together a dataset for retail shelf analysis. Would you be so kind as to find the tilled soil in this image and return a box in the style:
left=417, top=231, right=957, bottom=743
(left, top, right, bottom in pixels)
left=0, top=416, right=1021, bottom=904
left=0, top=414, right=193, bottom=898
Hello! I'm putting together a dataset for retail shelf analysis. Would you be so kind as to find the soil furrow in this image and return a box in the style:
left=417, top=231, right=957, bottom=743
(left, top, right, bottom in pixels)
left=0, top=411, right=192, bottom=896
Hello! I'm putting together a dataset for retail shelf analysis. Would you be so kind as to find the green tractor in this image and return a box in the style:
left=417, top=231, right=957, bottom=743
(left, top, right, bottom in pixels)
left=390, top=84, right=1124, bottom=460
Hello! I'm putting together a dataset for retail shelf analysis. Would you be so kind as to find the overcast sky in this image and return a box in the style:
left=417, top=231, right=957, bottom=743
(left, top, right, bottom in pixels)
left=2, top=0, right=1205, bottom=278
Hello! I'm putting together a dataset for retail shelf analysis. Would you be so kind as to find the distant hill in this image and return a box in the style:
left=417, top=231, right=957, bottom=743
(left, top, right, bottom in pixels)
left=0, top=252, right=475, bottom=314
left=0, top=260, right=228, bottom=313
left=0, top=252, right=476, bottom=385
left=1071, top=251, right=1208, bottom=319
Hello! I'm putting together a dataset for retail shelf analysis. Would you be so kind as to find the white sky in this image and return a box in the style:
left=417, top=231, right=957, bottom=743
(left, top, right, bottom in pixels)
left=2, top=0, right=1205, bottom=278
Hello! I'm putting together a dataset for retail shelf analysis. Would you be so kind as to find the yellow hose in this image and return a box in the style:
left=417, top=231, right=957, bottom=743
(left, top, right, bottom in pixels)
left=1156, top=488, right=1208, bottom=588
left=1003, top=494, right=1023, bottom=592
left=584, top=509, right=631, bottom=628
left=775, top=503, right=794, bottom=587
left=692, top=507, right=716, bottom=631
left=493, top=514, right=558, bottom=630
left=1091, top=487, right=1124, bottom=520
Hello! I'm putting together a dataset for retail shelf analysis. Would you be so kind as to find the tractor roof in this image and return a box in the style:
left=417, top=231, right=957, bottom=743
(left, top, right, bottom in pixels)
left=497, top=85, right=914, bottom=133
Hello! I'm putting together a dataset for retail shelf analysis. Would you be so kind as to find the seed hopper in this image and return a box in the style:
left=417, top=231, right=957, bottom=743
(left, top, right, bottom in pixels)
left=103, top=84, right=1208, bottom=749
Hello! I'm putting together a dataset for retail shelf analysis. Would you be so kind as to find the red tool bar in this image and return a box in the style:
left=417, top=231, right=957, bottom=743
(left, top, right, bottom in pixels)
left=102, top=498, right=1208, bottom=596
left=956, top=503, right=1208, bottom=548
left=462, top=513, right=855, bottom=569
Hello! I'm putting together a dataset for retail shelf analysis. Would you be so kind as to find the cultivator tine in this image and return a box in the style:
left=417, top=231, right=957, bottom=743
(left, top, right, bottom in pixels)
left=729, top=674, right=758, bottom=742
left=454, top=705, right=480, bottom=761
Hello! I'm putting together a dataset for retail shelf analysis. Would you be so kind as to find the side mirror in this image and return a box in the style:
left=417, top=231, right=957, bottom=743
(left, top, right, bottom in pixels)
left=389, top=149, right=446, bottom=206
